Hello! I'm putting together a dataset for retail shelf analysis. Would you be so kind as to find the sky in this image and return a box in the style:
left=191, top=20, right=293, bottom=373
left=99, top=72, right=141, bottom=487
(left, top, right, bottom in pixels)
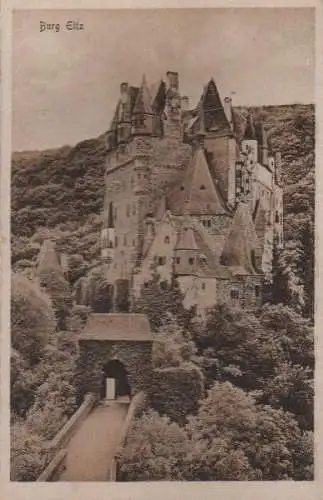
left=12, top=8, right=315, bottom=151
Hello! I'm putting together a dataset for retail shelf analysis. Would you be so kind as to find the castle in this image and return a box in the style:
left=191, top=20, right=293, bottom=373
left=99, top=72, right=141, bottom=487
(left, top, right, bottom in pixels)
left=100, top=71, right=284, bottom=317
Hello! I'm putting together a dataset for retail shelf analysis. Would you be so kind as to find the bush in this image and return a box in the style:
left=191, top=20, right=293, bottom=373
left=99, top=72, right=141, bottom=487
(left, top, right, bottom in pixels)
left=11, top=273, right=56, bottom=365
left=149, top=363, right=204, bottom=424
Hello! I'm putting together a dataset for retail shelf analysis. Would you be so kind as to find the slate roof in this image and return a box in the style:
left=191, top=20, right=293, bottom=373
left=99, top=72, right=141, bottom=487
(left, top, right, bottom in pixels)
left=167, top=147, right=228, bottom=216
left=36, top=239, right=61, bottom=274
left=175, top=224, right=199, bottom=250
left=220, top=202, right=260, bottom=275
left=133, top=75, right=153, bottom=115
left=80, top=314, right=153, bottom=342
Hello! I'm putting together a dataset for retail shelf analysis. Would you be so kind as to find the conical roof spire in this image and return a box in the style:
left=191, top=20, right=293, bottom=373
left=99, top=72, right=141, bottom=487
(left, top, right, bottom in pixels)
left=133, top=74, right=153, bottom=114
left=243, top=114, right=257, bottom=140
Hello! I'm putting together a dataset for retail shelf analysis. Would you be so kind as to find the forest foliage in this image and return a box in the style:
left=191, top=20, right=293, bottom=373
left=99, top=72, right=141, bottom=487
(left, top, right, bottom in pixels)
left=11, top=103, right=315, bottom=481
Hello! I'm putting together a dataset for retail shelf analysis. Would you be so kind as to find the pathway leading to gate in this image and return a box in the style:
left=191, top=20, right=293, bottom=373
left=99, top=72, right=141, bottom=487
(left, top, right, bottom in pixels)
left=59, top=401, right=129, bottom=481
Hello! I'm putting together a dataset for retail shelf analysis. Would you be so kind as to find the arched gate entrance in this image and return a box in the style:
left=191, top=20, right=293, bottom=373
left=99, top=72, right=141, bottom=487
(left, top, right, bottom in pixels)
left=100, top=359, right=131, bottom=401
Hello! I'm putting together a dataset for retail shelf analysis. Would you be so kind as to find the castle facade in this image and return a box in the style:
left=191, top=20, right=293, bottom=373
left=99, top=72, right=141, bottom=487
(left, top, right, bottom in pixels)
left=100, top=71, right=284, bottom=317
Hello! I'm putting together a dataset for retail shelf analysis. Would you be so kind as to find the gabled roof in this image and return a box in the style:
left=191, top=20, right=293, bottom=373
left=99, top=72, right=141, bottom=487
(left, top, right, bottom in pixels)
left=220, top=202, right=260, bottom=275
left=167, top=147, right=228, bottom=216
left=80, top=313, right=153, bottom=342
left=133, top=74, right=153, bottom=115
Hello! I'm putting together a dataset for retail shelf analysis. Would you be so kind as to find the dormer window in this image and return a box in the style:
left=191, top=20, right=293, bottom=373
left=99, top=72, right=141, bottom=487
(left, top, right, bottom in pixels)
left=200, top=185, right=206, bottom=190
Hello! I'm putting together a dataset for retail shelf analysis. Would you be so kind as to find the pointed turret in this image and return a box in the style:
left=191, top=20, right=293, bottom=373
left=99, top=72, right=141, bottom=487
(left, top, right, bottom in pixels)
left=200, top=78, right=232, bottom=135
left=132, top=74, right=154, bottom=136
left=36, top=239, right=61, bottom=276
left=255, top=121, right=269, bottom=166
left=174, top=221, right=199, bottom=276
left=167, top=146, right=228, bottom=216
left=243, top=114, right=257, bottom=140
left=241, top=113, right=258, bottom=164
left=220, top=202, right=261, bottom=274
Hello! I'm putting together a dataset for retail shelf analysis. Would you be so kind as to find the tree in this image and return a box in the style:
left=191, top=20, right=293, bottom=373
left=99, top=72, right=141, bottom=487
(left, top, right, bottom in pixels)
left=10, top=423, right=49, bottom=481
left=11, top=273, right=56, bottom=365
left=133, top=273, right=195, bottom=332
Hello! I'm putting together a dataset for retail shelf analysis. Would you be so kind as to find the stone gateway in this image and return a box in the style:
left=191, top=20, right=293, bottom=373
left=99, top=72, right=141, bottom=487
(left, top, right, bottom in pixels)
left=77, top=313, right=153, bottom=400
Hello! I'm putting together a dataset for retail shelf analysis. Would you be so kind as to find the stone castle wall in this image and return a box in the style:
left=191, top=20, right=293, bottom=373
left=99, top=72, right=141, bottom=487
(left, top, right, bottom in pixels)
left=77, top=340, right=153, bottom=399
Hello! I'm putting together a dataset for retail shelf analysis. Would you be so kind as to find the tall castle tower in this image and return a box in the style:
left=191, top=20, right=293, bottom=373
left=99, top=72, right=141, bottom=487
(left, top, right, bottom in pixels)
left=99, top=71, right=284, bottom=314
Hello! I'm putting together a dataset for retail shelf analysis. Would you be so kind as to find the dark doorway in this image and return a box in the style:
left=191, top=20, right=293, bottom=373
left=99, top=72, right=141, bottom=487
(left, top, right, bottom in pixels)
left=100, top=359, right=131, bottom=400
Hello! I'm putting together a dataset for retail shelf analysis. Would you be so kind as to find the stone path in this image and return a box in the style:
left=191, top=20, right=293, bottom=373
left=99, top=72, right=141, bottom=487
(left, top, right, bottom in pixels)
left=59, top=401, right=128, bottom=481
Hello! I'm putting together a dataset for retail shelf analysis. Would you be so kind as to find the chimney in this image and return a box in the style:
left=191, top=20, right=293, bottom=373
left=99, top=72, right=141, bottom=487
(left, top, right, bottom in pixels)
left=166, top=71, right=179, bottom=90
left=224, top=97, right=232, bottom=125
left=120, top=82, right=129, bottom=103
left=181, top=95, right=189, bottom=111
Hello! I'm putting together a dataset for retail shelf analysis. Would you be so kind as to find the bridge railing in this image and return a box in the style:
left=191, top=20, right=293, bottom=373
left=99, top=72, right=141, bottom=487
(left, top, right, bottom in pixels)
left=37, top=392, right=98, bottom=482
left=108, top=391, right=148, bottom=481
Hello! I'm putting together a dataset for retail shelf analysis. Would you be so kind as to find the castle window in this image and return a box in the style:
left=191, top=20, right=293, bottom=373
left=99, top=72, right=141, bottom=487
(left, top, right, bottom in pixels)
left=230, top=289, right=239, bottom=300
left=200, top=185, right=206, bottom=190
left=158, top=256, right=166, bottom=266
left=164, top=235, right=170, bottom=244
left=123, top=234, right=127, bottom=246
left=132, top=239, right=136, bottom=247
left=160, top=281, right=168, bottom=291
left=188, top=257, right=195, bottom=265
left=108, top=240, right=113, bottom=249
left=251, top=250, right=256, bottom=269
left=115, top=236, right=118, bottom=247
left=201, top=282, right=206, bottom=290
left=275, top=211, right=279, bottom=223
left=207, top=220, right=211, bottom=228
left=176, top=257, right=181, bottom=264
left=202, top=220, right=206, bottom=227
left=132, top=204, right=136, bottom=215
left=135, top=117, right=145, bottom=128
left=126, top=205, right=131, bottom=217
left=180, top=186, right=184, bottom=191
left=255, top=285, right=260, bottom=297
left=144, top=282, right=149, bottom=288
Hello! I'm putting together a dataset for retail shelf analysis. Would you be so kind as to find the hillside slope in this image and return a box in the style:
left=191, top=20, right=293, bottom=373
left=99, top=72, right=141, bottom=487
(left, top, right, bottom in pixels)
left=11, top=104, right=315, bottom=292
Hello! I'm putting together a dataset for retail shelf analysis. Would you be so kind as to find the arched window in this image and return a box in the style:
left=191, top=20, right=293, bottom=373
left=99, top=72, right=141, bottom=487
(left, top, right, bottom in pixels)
left=275, top=211, right=279, bottom=223
left=164, top=235, right=170, bottom=244
left=230, top=289, right=239, bottom=300
left=115, top=236, right=118, bottom=247
left=176, top=257, right=181, bottom=264
left=188, top=257, right=195, bottom=265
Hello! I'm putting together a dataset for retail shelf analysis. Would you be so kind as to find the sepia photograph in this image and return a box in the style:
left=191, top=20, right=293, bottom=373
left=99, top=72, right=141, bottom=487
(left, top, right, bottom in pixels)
left=10, top=7, right=315, bottom=482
